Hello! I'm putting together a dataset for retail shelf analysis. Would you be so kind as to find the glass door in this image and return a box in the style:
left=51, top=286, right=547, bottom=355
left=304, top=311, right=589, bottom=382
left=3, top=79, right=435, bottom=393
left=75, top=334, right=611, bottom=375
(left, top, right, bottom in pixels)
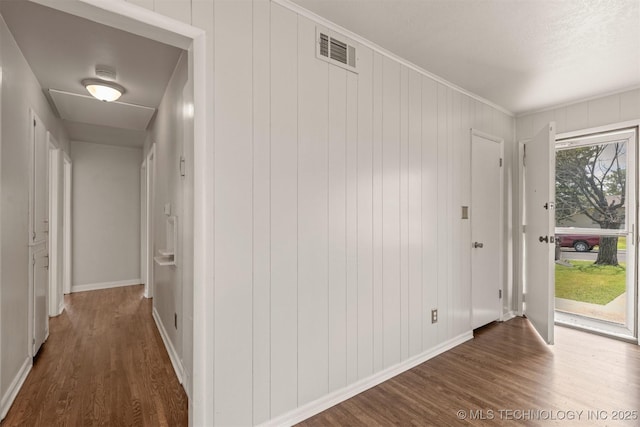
left=554, top=128, right=637, bottom=340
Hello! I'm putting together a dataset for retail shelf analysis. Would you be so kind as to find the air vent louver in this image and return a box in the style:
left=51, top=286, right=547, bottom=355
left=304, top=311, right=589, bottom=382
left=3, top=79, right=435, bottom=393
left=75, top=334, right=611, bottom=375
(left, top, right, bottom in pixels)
left=317, top=30, right=358, bottom=73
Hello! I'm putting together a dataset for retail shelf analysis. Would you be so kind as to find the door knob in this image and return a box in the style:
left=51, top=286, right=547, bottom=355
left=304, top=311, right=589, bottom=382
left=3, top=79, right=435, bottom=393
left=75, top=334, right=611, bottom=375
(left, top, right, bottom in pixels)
left=473, top=242, right=484, bottom=249
left=539, top=236, right=548, bottom=243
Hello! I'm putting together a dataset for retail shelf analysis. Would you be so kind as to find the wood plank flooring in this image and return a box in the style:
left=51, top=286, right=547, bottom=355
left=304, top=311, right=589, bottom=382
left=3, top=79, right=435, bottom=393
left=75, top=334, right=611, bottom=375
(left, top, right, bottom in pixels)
left=298, top=318, right=640, bottom=426
left=1, top=285, right=188, bottom=427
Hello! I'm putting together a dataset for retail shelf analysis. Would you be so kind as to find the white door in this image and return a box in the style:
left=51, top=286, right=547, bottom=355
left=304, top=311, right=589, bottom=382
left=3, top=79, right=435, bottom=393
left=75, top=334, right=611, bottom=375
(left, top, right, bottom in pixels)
left=31, top=110, right=49, bottom=355
left=524, top=123, right=556, bottom=344
left=471, top=131, right=503, bottom=329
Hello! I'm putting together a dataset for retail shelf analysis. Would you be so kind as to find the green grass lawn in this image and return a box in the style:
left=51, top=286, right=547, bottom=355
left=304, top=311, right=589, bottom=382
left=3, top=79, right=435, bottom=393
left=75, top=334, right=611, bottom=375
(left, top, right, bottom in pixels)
left=618, top=236, right=627, bottom=250
left=555, top=260, right=626, bottom=305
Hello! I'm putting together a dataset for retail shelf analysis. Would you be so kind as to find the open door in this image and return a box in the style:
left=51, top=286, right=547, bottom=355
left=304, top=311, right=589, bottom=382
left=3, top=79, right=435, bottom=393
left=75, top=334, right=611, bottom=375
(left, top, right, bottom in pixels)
left=524, top=122, right=556, bottom=344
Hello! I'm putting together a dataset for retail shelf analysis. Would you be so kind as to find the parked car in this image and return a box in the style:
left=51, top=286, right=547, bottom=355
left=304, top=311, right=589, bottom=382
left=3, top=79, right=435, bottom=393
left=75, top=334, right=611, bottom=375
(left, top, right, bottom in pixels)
left=557, top=235, right=600, bottom=252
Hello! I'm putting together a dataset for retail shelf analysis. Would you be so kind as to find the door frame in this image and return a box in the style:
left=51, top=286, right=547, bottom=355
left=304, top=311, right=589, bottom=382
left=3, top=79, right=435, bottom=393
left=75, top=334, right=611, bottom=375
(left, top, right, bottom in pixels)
left=33, top=1, right=214, bottom=421
left=556, top=120, right=639, bottom=341
left=470, top=129, right=505, bottom=326
left=28, top=109, right=49, bottom=357
left=140, top=160, right=147, bottom=289
left=144, top=145, right=155, bottom=299
left=47, top=133, right=63, bottom=316
left=62, top=153, right=72, bottom=295
left=518, top=119, right=640, bottom=344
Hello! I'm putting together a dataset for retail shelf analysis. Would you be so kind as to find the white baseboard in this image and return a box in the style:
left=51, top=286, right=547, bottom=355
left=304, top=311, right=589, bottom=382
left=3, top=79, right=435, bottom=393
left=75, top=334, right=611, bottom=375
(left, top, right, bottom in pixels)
left=71, top=278, right=141, bottom=293
left=258, top=331, right=474, bottom=427
left=502, top=311, right=517, bottom=322
left=57, top=300, right=65, bottom=316
left=152, top=306, right=184, bottom=385
left=1, top=357, right=32, bottom=420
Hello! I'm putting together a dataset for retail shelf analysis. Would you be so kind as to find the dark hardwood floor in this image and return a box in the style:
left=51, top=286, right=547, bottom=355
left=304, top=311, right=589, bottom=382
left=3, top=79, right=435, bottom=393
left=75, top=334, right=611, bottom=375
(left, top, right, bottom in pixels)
left=1, top=285, right=187, bottom=427
left=298, top=318, right=640, bottom=426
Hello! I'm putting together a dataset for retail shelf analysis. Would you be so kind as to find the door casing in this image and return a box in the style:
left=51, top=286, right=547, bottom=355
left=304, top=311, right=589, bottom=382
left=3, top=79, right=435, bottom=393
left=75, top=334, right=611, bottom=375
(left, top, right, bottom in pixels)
left=470, top=129, right=504, bottom=329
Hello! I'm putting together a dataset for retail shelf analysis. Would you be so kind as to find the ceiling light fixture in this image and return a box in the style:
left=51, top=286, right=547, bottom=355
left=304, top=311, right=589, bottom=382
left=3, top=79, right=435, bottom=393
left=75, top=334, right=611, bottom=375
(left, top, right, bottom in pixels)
left=82, top=78, right=125, bottom=102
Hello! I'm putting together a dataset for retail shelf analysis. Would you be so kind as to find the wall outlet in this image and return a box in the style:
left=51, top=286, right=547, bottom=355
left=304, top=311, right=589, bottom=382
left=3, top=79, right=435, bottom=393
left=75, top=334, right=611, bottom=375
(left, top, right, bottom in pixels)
left=431, top=309, right=438, bottom=324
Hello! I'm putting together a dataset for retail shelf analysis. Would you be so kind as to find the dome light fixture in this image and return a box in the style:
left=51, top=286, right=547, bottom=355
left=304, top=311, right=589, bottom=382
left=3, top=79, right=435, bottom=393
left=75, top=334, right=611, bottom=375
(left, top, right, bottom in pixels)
left=82, top=78, right=125, bottom=102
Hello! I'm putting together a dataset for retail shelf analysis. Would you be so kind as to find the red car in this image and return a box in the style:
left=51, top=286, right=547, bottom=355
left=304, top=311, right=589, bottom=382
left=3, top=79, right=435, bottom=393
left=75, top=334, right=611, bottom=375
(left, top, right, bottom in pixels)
left=557, top=235, right=600, bottom=252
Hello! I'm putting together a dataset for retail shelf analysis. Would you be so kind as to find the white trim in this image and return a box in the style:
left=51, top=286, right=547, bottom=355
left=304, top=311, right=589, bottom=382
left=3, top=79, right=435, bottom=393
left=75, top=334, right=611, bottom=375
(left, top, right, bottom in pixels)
left=258, top=332, right=473, bottom=427
left=62, top=156, right=72, bottom=295
left=0, top=357, right=32, bottom=420
left=144, top=145, right=156, bottom=299
left=502, top=311, right=517, bottom=322
left=517, top=86, right=640, bottom=118
left=47, top=136, right=60, bottom=317
left=71, top=278, right=141, bottom=293
left=272, top=0, right=513, bottom=117
left=556, top=119, right=640, bottom=141
left=516, top=141, right=527, bottom=317
left=470, top=129, right=505, bottom=326
left=152, top=306, right=184, bottom=384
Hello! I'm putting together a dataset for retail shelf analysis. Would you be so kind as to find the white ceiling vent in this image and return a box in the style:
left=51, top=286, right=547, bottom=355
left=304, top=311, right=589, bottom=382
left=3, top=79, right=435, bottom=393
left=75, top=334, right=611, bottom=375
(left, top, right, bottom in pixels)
left=317, top=28, right=358, bottom=73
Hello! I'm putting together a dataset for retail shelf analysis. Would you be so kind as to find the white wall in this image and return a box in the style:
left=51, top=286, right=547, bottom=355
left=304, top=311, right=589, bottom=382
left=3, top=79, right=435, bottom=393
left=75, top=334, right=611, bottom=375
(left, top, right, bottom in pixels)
left=70, top=141, right=141, bottom=290
left=0, top=14, right=69, bottom=416
left=212, top=1, right=514, bottom=425
left=145, top=50, right=193, bottom=394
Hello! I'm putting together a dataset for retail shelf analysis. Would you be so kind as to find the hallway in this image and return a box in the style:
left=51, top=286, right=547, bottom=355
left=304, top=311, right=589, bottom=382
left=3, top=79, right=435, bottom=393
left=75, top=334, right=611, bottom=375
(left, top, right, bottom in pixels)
left=0, top=286, right=187, bottom=426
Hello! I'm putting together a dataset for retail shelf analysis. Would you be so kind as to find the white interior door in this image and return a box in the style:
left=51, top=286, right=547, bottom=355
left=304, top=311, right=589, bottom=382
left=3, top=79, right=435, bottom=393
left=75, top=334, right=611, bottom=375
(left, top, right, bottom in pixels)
left=524, top=122, right=556, bottom=344
left=471, top=131, right=503, bottom=329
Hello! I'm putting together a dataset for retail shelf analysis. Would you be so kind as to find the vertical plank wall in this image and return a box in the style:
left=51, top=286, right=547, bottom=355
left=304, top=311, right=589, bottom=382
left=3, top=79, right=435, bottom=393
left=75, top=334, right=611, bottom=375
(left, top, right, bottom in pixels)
left=213, top=1, right=514, bottom=425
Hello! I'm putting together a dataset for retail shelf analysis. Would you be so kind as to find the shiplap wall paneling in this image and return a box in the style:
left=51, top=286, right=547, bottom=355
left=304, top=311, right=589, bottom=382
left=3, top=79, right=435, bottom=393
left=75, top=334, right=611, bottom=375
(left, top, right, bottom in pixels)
left=125, top=0, right=154, bottom=11
left=328, top=64, right=348, bottom=392
left=126, top=0, right=191, bottom=24
left=269, top=4, right=299, bottom=418
left=356, top=44, right=374, bottom=381
left=407, top=69, right=423, bottom=357
left=421, top=76, right=439, bottom=351
left=372, top=52, right=384, bottom=374
left=213, top=1, right=253, bottom=425
left=620, top=89, right=640, bottom=122
left=399, top=66, right=410, bottom=361
left=436, top=84, right=449, bottom=343
left=345, top=71, right=359, bottom=385
left=516, top=89, right=639, bottom=140
left=297, top=16, right=329, bottom=406
left=458, top=95, right=473, bottom=335
left=381, top=56, right=402, bottom=369
left=451, top=91, right=462, bottom=337
left=252, top=0, right=271, bottom=423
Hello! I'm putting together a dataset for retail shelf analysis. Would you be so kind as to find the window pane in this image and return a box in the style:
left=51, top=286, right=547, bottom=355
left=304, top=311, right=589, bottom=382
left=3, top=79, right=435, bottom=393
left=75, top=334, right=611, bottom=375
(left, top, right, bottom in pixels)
left=556, top=141, right=626, bottom=230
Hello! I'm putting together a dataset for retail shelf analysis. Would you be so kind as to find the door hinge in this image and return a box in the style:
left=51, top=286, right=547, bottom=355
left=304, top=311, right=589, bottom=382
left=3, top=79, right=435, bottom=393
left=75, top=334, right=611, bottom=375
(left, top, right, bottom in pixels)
left=32, top=231, right=36, bottom=241
left=499, top=158, right=503, bottom=167
left=499, top=289, right=502, bottom=299
left=523, top=144, right=526, bottom=167
left=522, top=224, right=527, bottom=233
left=32, top=256, right=36, bottom=266
left=33, top=119, right=36, bottom=127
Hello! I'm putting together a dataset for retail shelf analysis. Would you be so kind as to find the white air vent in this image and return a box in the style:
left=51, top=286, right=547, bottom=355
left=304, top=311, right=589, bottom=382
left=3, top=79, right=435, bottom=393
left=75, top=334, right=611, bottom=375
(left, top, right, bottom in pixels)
left=317, top=28, right=358, bottom=73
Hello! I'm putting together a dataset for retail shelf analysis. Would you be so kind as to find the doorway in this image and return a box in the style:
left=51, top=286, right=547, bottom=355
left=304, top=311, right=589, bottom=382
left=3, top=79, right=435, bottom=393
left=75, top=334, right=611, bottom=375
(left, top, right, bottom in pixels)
left=554, top=128, right=637, bottom=340
left=471, top=130, right=504, bottom=329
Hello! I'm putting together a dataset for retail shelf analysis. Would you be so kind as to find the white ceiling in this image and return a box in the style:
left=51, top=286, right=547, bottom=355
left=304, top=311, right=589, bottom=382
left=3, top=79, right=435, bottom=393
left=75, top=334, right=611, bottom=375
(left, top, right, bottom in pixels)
left=0, top=1, right=184, bottom=147
left=292, top=0, right=640, bottom=115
